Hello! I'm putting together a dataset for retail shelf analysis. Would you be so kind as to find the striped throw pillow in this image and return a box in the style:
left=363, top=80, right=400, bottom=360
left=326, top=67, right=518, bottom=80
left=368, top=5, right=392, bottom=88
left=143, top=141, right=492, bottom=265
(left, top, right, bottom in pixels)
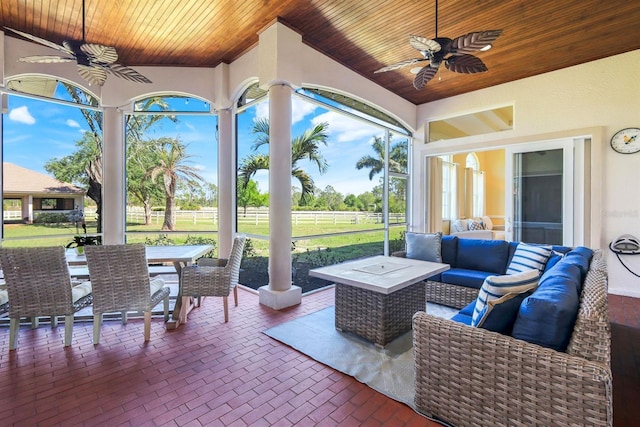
left=506, top=242, right=552, bottom=275
left=471, top=270, right=540, bottom=327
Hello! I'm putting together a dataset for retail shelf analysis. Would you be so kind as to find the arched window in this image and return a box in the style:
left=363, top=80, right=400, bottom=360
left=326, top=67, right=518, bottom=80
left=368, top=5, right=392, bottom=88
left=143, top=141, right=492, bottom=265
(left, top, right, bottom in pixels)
left=124, top=94, right=217, bottom=255
left=235, top=84, right=411, bottom=292
left=465, top=153, right=484, bottom=218
left=2, top=76, right=102, bottom=247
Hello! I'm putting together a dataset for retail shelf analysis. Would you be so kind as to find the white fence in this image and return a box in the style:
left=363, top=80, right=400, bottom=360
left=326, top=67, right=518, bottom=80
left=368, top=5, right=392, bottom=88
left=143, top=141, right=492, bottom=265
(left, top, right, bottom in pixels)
left=125, top=208, right=405, bottom=225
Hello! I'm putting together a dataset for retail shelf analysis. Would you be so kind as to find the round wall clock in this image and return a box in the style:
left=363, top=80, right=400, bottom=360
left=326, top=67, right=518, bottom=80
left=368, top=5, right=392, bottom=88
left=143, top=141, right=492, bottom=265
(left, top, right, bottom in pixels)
left=610, top=127, right=640, bottom=154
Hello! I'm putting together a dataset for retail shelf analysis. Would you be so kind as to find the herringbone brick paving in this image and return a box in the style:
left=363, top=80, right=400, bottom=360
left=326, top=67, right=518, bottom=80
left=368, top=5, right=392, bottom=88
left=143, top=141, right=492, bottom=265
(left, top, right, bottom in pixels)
left=0, top=287, right=637, bottom=426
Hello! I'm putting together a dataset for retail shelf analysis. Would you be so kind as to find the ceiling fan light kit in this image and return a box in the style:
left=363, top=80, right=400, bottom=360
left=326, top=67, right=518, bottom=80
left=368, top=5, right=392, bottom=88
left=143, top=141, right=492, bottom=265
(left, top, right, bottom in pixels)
left=375, top=0, right=502, bottom=90
left=5, top=0, right=151, bottom=87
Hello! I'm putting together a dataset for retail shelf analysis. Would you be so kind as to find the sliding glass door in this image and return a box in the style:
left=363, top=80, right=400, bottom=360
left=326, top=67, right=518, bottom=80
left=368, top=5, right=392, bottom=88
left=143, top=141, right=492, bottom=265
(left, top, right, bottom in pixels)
left=506, top=140, right=574, bottom=245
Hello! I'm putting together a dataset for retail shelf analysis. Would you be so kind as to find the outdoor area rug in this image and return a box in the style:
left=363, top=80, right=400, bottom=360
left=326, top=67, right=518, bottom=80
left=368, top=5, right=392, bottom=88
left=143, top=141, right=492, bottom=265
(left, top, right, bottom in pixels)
left=263, top=303, right=458, bottom=410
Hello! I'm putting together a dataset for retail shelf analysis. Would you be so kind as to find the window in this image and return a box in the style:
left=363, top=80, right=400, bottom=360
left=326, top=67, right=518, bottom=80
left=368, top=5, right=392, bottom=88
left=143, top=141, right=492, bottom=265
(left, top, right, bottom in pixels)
left=125, top=95, right=218, bottom=252
left=466, top=153, right=485, bottom=217
left=440, top=156, right=457, bottom=220
left=2, top=77, right=100, bottom=247
left=235, top=84, right=411, bottom=292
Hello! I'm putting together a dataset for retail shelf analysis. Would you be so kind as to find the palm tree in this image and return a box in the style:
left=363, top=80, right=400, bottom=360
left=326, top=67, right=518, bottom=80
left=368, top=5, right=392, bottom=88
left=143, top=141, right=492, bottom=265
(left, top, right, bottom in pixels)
left=355, top=136, right=408, bottom=180
left=238, top=118, right=330, bottom=202
left=150, top=137, right=204, bottom=230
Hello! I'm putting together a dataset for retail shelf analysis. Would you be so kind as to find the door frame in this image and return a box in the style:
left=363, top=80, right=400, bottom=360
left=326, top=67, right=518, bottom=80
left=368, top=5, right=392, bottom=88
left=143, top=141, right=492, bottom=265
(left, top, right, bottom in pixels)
left=505, top=138, right=576, bottom=245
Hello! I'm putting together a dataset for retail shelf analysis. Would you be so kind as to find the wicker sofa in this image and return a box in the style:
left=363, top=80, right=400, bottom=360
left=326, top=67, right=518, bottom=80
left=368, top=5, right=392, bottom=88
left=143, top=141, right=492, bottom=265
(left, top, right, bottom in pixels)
left=412, top=249, right=612, bottom=426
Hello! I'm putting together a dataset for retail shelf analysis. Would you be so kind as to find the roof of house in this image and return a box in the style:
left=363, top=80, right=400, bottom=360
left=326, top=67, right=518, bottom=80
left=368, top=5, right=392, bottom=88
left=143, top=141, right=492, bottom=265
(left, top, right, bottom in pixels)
left=3, top=162, right=85, bottom=196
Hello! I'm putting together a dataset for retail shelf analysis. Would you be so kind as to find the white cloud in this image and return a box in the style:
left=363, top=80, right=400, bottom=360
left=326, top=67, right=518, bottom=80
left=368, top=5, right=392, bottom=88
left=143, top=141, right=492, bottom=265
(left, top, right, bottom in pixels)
left=66, top=119, right=80, bottom=128
left=312, top=111, right=379, bottom=143
left=253, top=97, right=317, bottom=125
left=9, top=106, right=36, bottom=125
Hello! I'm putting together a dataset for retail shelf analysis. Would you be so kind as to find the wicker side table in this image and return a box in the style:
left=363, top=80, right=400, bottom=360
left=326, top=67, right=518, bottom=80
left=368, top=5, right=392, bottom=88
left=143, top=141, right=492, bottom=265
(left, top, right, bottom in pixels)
left=335, top=281, right=426, bottom=346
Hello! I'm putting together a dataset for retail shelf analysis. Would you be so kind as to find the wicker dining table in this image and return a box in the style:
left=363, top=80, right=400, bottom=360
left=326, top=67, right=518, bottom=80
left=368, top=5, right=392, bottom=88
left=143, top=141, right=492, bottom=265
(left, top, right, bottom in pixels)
left=66, top=244, right=214, bottom=329
left=309, top=255, right=449, bottom=347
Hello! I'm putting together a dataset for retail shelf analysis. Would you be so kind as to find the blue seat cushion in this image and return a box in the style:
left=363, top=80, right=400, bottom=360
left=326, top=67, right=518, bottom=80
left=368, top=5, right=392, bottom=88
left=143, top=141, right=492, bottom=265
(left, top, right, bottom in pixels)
left=427, top=273, right=442, bottom=282
left=451, top=308, right=473, bottom=326
left=440, top=269, right=494, bottom=289
left=511, top=263, right=582, bottom=351
left=456, top=239, right=510, bottom=275
left=441, top=235, right=458, bottom=266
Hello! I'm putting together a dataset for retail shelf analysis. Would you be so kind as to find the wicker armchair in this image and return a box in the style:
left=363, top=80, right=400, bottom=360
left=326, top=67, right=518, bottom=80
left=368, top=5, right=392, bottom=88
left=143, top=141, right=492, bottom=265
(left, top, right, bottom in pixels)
left=0, top=246, right=93, bottom=350
left=180, top=235, right=246, bottom=322
left=413, top=250, right=612, bottom=426
left=84, top=244, right=170, bottom=344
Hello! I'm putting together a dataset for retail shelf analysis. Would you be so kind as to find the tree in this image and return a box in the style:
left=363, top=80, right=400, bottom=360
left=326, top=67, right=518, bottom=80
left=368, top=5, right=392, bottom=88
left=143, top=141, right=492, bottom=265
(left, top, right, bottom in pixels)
left=237, top=179, right=268, bottom=215
left=150, top=138, right=204, bottom=230
left=45, top=87, right=175, bottom=231
left=238, top=118, right=330, bottom=203
left=126, top=139, right=164, bottom=225
left=355, top=136, right=408, bottom=180
left=125, top=98, right=177, bottom=225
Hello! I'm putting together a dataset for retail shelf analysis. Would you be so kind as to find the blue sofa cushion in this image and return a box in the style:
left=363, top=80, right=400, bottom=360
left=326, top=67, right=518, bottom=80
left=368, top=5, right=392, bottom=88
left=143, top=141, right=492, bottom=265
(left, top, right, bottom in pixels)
left=540, top=260, right=582, bottom=294
left=562, top=247, right=593, bottom=281
left=543, top=252, right=563, bottom=273
left=441, top=235, right=458, bottom=266
left=440, top=269, right=495, bottom=289
left=511, top=263, right=582, bottom=351
left=456, top=239, right=510, bottom=274
left=406, top=232, right=442, bottom=262
left=472, top=270, right=540, bottom=328
left=506, top=242, right=552, bottom=275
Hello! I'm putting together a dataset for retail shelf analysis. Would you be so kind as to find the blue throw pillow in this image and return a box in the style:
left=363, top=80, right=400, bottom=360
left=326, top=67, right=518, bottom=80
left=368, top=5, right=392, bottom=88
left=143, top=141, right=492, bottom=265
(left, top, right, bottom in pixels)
left=472, top=270, right=540, bottom=328
left=506, top=242, right=552, bottom=275
left=405, top=232, right=442, bottom=263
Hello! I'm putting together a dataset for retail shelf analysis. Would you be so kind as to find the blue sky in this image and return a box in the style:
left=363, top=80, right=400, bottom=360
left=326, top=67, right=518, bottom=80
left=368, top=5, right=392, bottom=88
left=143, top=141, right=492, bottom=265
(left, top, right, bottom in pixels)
left=3, top=92, right=395, bottom=198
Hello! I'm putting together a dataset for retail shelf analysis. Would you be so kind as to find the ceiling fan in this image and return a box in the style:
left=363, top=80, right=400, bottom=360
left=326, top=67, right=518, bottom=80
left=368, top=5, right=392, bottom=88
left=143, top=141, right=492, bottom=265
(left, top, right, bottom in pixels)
left=4, top=0, right=151, bottom=87
left=374, top=0, right=502, bottom=90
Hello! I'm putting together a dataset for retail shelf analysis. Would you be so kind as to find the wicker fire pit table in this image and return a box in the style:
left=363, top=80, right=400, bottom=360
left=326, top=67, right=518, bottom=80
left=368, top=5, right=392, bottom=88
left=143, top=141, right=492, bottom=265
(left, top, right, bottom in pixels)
left=310, top=255, right=449, bottom=347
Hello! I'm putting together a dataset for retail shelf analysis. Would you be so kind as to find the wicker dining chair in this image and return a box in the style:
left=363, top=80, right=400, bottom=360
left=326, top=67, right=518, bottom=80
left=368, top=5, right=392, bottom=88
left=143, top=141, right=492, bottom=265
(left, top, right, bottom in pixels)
left=181, top=234, right=246, bottom=322
left=0, top=246, right=93, bottom=350
left=84, top=244, right=170, bottom=344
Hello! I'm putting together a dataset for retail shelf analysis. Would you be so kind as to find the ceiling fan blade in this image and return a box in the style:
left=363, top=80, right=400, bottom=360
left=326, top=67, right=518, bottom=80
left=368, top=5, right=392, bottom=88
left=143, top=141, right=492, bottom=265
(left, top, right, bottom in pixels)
left=409, top=35, right=441, bottom=53
left=105, top=63, right=152, bottom=83
left=375, top=58, right=425, bottom=73
left=4, top=27, right=72, bottom=55
left=445, top=54, right=488, bottom=74
left=77, top=64, right=107, bottom=86
left=451, top=30, right=503, bottom=54
left=81, top=43, right=118, bottom=64
left=413, top=66, right=439, bottom=89
left=18, top=55, right=75, bottom=64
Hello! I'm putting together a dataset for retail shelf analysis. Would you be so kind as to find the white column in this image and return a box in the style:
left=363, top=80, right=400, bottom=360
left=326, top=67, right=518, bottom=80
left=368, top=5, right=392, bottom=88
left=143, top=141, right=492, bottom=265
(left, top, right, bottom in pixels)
left=102, top=107, right=125, bottom=244
left=258, top=84, right=301, bottom=309
left=217, top=109, right=233, bottom=257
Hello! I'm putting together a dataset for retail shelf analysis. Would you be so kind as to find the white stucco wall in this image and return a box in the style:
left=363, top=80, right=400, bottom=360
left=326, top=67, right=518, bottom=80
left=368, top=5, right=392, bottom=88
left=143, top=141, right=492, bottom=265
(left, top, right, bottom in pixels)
left=415, top=49, right=640, bottom=297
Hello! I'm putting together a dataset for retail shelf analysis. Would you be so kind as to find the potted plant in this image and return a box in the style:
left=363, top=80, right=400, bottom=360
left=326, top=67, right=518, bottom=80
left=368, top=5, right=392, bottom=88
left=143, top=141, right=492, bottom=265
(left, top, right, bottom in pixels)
left=66, top=223, right=101, bottom=255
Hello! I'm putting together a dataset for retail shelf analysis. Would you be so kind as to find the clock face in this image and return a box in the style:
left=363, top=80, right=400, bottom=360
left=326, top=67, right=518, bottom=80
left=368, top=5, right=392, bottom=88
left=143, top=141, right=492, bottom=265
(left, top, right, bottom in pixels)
left=611, top=128, right=640, bottom=154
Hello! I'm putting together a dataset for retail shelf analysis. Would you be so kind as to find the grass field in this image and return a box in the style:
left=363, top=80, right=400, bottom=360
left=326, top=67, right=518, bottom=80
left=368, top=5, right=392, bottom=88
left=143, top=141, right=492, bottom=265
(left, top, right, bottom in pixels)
left=3, top=215, right=406, bottom=292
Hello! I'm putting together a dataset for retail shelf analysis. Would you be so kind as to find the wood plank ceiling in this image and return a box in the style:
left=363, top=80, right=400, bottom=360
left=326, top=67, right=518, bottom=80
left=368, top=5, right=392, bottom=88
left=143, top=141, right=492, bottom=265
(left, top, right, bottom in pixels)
left=1, top=0, right=639, bottom=105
